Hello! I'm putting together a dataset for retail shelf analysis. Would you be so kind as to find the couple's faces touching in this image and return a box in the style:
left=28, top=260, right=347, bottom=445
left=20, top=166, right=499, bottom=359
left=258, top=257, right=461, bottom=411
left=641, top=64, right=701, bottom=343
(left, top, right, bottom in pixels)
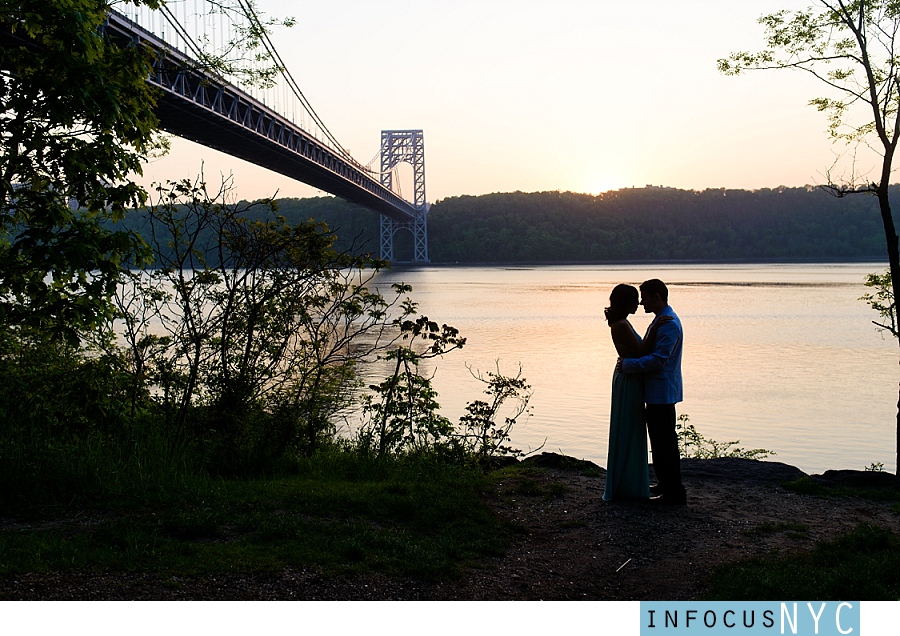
left=640, top=292, right=665, bottom=314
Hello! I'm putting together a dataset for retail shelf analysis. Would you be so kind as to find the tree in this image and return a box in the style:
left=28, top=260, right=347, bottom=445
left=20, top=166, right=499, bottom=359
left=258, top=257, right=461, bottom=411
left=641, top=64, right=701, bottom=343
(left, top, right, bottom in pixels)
left=359, top=311, right=465, bottom=458
left=110, top=176, right=410, bottom=472
left=456, top=364, right=532, bottom=462
left=356, top=317, right=534, bottom=463
left=719, top=0, right=900, bottom=474
left=0, top=1, right=291, bottom=344
left=0, top=0, right=164, bottom=342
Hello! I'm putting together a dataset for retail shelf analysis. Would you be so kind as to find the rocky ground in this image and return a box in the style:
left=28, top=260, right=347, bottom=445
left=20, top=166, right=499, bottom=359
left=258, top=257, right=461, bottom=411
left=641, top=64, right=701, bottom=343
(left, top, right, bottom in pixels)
left=2, top=456, right=898, bottom=600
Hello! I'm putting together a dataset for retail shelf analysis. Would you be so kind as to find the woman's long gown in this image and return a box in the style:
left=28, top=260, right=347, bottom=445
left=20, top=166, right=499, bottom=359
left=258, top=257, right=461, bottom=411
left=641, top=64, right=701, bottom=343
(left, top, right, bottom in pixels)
left=603, top=323, right=651, bottom=501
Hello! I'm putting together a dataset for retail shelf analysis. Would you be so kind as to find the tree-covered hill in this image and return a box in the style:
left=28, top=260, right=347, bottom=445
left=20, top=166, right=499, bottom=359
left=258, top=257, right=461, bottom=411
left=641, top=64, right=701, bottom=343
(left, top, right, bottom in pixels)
left=271, top=196, right=383, bottom=256
left=273, top=185, right=891, bottom=263
left=124, top=185, right=891, bottom=264
left=427, top=186, right=888, bottom=262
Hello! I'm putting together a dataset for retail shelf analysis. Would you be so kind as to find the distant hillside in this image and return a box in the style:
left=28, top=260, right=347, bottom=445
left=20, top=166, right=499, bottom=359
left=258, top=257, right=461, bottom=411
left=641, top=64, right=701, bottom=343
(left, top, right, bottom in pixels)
left=427, top=186, right=888, bottom=262
left=123, top=186, right=893, bottom=264
left=272, top=197, right=382, bottom=256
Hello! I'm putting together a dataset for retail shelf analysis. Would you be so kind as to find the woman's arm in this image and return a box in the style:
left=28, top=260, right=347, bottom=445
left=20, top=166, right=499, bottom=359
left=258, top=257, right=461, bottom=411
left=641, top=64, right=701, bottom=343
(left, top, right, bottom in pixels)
left=610, top=321, right=641, bottom=358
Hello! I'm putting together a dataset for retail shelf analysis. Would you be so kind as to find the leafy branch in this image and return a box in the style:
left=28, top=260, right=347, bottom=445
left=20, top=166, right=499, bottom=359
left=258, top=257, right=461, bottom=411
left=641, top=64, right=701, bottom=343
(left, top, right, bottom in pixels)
left=861, top=268, right=899, bottom=337
left=455, top=363, right=533, bottom=462
left=676, top=414, right=775, bottom=460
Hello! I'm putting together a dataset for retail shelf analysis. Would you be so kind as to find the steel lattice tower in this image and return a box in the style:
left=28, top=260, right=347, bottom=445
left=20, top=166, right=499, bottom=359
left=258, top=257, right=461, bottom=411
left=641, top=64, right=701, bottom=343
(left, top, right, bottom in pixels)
left=379, top=130, right=428, bottom=262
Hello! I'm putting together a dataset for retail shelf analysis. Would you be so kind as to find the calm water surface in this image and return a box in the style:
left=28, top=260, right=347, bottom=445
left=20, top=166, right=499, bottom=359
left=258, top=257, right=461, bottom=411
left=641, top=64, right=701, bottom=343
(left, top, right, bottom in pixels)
left=367, top=263, right=899, bottom=475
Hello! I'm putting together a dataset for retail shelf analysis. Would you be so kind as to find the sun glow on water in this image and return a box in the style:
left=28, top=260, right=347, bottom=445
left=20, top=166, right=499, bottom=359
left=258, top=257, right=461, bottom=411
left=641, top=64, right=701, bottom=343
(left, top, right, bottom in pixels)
left=367, top=263, right=898, bottom=475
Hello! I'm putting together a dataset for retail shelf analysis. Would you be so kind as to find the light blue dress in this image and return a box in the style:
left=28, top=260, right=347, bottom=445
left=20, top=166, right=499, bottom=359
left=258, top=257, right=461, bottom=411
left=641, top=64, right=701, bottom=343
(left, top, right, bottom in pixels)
left=603, top=324, right=651, bottom=501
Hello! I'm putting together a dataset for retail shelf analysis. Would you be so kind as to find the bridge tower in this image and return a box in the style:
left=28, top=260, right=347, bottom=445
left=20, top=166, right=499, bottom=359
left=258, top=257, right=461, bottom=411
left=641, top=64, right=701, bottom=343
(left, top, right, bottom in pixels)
left=379, top=130, right=428, bottom=262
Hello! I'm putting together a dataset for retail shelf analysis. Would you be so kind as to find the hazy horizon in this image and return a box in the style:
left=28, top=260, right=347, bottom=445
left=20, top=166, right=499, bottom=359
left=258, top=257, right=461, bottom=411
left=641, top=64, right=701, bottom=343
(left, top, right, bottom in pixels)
left=264, top=182, right=870, bottom=204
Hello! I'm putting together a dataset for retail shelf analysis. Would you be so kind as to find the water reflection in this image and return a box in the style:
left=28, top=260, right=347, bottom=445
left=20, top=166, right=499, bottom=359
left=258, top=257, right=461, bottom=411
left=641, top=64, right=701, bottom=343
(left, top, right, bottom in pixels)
left=364, top=263, right=898, bottom=474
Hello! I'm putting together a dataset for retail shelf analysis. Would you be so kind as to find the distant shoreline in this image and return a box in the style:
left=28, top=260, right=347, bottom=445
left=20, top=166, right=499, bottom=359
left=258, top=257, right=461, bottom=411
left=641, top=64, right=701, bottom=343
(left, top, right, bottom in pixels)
left=388, top=257, right=889, bottom=269
left=132, top=257, right=889, bottom=271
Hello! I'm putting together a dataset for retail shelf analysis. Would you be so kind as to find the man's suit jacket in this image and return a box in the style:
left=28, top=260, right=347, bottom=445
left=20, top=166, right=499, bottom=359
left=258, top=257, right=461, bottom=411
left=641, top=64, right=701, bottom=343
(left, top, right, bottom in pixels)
left=621, top=305, right=683, bottom=405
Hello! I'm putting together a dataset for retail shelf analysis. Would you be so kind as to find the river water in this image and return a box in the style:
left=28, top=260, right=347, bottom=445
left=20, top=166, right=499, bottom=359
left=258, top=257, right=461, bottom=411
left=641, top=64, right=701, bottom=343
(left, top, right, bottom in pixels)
left=365, top=263, right=899, bottom=475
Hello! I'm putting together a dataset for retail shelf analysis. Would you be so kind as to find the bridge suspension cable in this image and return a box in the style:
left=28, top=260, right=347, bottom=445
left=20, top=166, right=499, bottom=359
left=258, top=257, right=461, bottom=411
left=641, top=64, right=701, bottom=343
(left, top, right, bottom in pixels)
left=233, top=0, right=362, bottom=170
left=118, top=0, right=382, bottom=178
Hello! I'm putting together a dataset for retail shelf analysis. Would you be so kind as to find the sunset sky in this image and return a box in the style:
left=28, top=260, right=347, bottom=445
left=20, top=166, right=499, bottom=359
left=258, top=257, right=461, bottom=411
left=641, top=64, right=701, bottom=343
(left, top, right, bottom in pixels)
left=138, top=0, right=876, bottom=202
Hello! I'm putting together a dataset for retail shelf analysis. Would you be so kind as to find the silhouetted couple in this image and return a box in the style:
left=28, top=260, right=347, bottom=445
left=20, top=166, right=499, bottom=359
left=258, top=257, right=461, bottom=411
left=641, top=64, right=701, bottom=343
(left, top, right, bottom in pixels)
left=603, top=279, right=687, bottom=505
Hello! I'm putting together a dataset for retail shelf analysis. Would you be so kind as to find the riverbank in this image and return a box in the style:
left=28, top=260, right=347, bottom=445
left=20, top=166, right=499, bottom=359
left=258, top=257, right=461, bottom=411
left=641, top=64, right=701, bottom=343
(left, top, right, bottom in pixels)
left=388, top=257, right=888, bottom=268
left=2, top=457, right=898, bottom=600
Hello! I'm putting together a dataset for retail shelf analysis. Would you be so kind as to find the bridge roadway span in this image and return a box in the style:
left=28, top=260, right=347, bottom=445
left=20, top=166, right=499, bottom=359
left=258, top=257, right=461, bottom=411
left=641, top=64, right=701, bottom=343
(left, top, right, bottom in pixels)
left=108, top=12, right=420, bottom=221
left=1, top=11, right=419, bottom=222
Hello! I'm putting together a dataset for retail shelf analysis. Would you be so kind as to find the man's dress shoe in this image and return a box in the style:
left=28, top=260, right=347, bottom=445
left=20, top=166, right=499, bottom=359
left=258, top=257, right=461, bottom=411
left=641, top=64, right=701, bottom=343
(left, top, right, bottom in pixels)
left=649, top=493, right=687, bottom=505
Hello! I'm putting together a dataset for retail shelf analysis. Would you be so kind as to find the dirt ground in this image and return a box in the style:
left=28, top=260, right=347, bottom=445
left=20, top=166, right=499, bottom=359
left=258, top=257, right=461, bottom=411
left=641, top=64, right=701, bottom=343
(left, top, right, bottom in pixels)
left=2, top=457, right=898, bottom=600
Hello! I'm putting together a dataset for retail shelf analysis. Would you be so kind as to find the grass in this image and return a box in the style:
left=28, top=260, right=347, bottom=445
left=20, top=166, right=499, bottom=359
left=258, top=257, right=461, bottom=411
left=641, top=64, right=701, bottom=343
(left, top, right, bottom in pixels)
left=490, top=463, right=577, bottom=501
left=703, top=475, right=900, bottom=599
left=705, top=524, right=900, bottom=600
left=742, top=521, right=810, bottom=540
left=0, top=452, right=509, bottom=581
left=0, top=429, right=214, bottom=512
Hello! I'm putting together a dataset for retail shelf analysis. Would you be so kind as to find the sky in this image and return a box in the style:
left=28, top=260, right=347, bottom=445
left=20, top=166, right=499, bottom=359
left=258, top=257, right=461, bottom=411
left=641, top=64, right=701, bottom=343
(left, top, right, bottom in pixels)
left=138, top=0, right=875, bottom=203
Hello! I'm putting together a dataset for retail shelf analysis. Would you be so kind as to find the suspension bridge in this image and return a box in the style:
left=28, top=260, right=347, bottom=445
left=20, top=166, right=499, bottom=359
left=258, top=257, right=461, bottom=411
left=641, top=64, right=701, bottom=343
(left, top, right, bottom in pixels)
left=10, top=1, right=429, bottom=262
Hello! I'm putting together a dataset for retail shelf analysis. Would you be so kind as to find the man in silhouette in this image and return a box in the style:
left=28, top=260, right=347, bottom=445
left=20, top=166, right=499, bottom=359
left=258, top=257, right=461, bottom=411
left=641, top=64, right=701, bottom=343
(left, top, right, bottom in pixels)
left=618, top=279, right=686, bottom=505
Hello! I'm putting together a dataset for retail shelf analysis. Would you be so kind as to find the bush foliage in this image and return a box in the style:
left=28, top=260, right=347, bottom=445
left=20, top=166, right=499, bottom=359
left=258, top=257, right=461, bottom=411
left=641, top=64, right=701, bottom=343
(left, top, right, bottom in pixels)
left=0, top=177, right=532, bottom=511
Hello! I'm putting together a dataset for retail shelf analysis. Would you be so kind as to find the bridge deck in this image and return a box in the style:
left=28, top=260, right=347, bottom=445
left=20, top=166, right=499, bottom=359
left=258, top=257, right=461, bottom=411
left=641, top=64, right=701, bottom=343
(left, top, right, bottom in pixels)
left=1, top=11, right=419, bottom=222
left=104, top=11, right=419, bottom=222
